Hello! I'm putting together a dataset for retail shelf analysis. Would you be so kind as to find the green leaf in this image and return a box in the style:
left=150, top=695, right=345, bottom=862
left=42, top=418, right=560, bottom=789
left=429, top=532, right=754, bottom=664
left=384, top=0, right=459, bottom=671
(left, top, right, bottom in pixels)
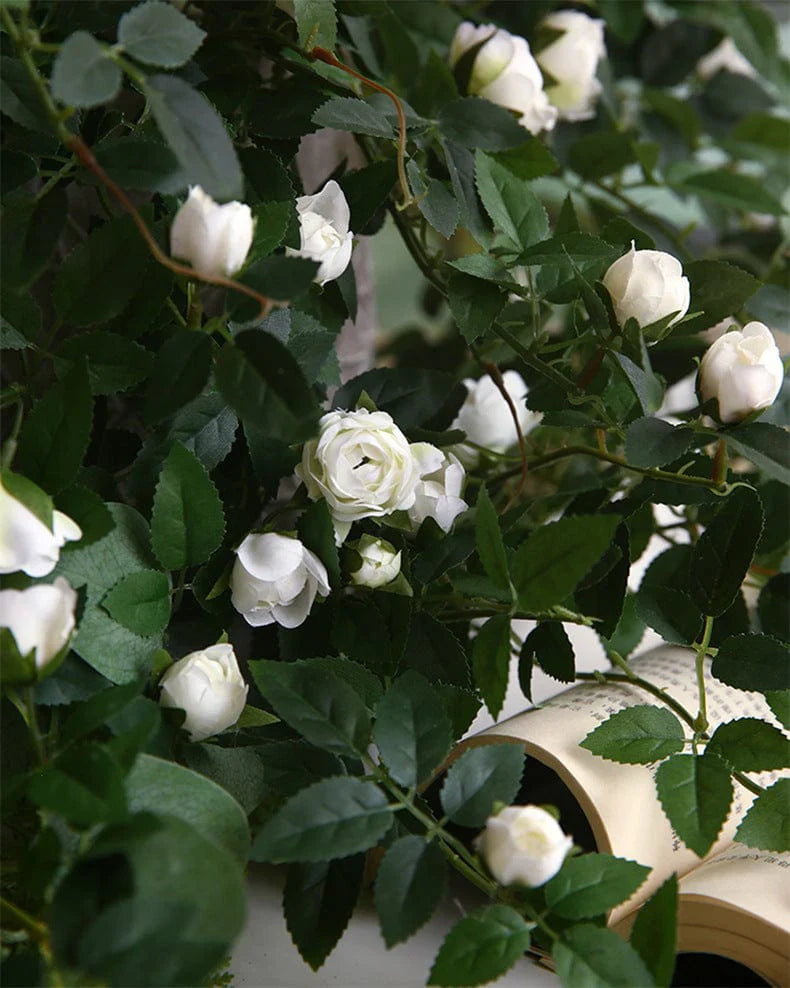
left=690, top=487, right=763, bottom=617
left=294, top=0, right=336, bottom=51
left=581, top=705, right=685, bottom=765
left=475, top=150, right=548, bottom=252
left=471, top=615, right=512, bottom=719
left=27, top=742, right=127, bottom=826
left=248, top=200, right=291, bottom=261
left=643, top=87, right=700, bottom=147
left=93, top=137, right=186, bottom=194
left=146, top=74, right=243, bottom=202
left=184, top=743, right=267, bottom=813
left=412, top=530, right=476, bottom=585
left=251, top=776, right=393, bottom=862
left=492, top=140, right=559, bottom=181
left=214, top=329, right=319, bottom=442
left=440, top=743, right=524, bottom=828
left=629, top=874, right=678, bottom=987
left=234, top=256, right=318, bottom=310
left=553, top=924, right=654, bottom=988
left=517, top=233, right=619, bottom=268
left=56, top=331, right=153, bottom=395
left=250, top=659, right=371, bottom=757
left=53, top=212, right=150, bottom=326
left=401, top=611, right=470, bottom=687
left=712, top=633, right=790, bottom=692
left=375, top=836, right=446, bottom=948
left=475, top=486, right=511, bottom=594
left=521, top=622, right=575, bottom=685
left=102, top=570, right=170, bottom=636
left=707, top=718, right=789, bottom=772
left=446, top=254, right=517, bottom=286
left=143, top=330, right=212, bottom=425
left=0, top=56, right=51, bottom=132
left=766, top=690, right=790, bottom=730
left=428, top=905, right=531, bottom=987
left=1, top=468, right=53, bottom=531
left=297, top=497, right=341, bottom=590
left=312, top=96, right=393, bottom=138
left=674, top=169, right=784, bottom=216
left=625, top=418, right=693, bottom=469
left=118, top=1, right=205, bottom=68
left=734, top=778, right=790, bottom=852
left=569, top=132, right=637, bottom=180
left=680, top=261, right=761, bottom=334
left=332, top=367, right=461, bottom=430
left=373, top=671, right=452, bottom=789
left=150, top=442, right=225, bottom=570
left=60, top=681, right=141, bottom=746
left=125, top=753, right=250, bottom=863
left=1, top=187, right=67, bottom=289
left=747, top=283, right=790, bottom=335
left=439, top=98, right=528, bottom=151
left=284, top=855, right=364, bottom=971
left=655, top=752, right=733, bottom=857
left=546, top=853, right=650, bottom=920
left=338, top=159, right=397, bottom=232
left=613, top=352, right=662, bottom=415
left=446, top=271, right=505, bottom=344
left=722, top=423, right=790, bottom=486
left=407, top=160, right=458, bottom=239
left=50, top=31, right=121, bottom=108
left=512, top=515, right=620, bottom=613
left=16, top=359, right=93, bottom=494
left=302, top=657, right=383, bottom=711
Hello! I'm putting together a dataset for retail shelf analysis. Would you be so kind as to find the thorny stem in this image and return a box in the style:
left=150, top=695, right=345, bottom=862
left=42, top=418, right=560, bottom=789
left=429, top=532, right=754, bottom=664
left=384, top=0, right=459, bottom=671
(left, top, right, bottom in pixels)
left=310, top=46, right=415, bottom=209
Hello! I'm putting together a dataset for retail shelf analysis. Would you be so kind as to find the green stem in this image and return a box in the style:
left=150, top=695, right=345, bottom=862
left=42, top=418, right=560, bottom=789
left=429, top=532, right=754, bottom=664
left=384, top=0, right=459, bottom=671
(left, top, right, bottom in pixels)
left=0, top=897, right=47, bottom=940
left=25, top=687, right=47, bottom=765
left=172, top=569, right=188, bottom=612
left=694, top=615, right=714, bottom=735
left=576, top=671, right=698, bottom=732
left=492, top=325, right=580, bottom=395
left=712, top=438, right=728, bottom=486
left=1, top=400, right=25, bottom=469
left=431, top=607, right=596, bottom=627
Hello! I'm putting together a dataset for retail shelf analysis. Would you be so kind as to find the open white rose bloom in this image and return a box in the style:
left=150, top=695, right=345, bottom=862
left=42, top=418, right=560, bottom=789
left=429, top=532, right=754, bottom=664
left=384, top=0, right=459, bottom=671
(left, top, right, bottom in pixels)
left=170, top=185, right=254, bottom=279
left=159, top=642, right=248, bottom=742
left=288, top=179, right=353, bottom=285
left=449, top=22, right=557, bottom=135
left=476, top=805, right=574, bottom=888
left=0, top=480, right=82, bottom=578
left=0, top=576, right=77, bottom=673
left=699, top=321, right=785, bottom=423
left=536, top=9, right=606, bottom=121
left=603, top=243, right=690, bottom=331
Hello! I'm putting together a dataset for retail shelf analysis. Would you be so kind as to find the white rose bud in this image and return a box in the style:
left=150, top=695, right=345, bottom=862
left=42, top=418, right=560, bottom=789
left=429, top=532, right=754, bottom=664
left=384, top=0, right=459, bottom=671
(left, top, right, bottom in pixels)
left=451, top=371, right=541, bottom=467
left=698, top=321, right=785, bottom=424
left=697, top=38, right=757, bottom=81
left=298, top=408, right=425, bottom=543
left=0, top=577, right=78, bottom=675
left=536, top=10, right=606, bottom=122
left=408, top=447, right=468, bottom=533
left=0, top=479, right=82, bottom=578
left=159, top=643, right=248, bottom=742
left=230, top=532, right=330, bottom=628
left=602, top=243, right=690, bottom=331
left=475, top=805, right=573, bottom=888
left=449, top=22, right=557, bottom=136
left=170, top=185, right=254, bottom=280
left=349, top=534, right=401, bottom=589
left=286, top=180, right=353, bottom=285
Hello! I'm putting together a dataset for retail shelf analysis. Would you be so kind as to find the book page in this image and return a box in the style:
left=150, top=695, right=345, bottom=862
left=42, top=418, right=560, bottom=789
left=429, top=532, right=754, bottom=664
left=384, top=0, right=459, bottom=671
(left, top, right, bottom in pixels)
left=470, top=645, right=779, bottom=924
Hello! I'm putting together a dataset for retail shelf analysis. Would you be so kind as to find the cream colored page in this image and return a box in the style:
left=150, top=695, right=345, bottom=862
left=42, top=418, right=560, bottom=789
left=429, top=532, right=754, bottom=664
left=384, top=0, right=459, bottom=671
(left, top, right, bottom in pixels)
left=678, top=848, right=790, bottom=928
left=477, top=645, right=778, bottom=922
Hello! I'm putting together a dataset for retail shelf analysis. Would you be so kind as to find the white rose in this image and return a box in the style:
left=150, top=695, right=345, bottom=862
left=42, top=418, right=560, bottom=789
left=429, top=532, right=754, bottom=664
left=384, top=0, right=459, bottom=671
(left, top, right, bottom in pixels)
left=170, top=185, right=254, bottom=279
left=0, top=478, right=82, bottom=578
left=697, top=38, right=756, bottom=81
left=0, top=577, right=77, bottom=675
left=298, top=408, right=425, bottom=543
left=159, top=642, right=248, bottom=742
left=475, top=805, right=573, bottom=888
left=408, top=448, right=468, bottom=533
left=698, top=321, right=785, bottom=424
left=349, top=534, right=402, bottom=589
left=536, top=10, right=606, bottom=122
left=230, top=532, right=330, bottom=628
left=449, top=22, right=558, bottom=136
left=286, top=180, right=353, bottom=285
left=451, top=371, right=541, bottom=467
left=602, top=243, right=690, bottom=331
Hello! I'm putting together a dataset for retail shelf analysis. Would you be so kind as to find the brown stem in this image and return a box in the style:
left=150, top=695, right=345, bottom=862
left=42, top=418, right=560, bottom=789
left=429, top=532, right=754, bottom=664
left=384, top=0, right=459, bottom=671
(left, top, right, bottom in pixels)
left=67, top=137, right=273, bottom=321
left=310, top=46, right=414, bottom=208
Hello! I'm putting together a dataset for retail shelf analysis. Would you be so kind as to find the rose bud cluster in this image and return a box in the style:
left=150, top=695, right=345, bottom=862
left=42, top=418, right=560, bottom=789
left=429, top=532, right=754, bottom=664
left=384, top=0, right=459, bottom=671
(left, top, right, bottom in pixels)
left=476, top=804, right=574, bottom=888
left=451, top=370, right=541, bottom=467
left=159, top=642, right=248, bottom=742
left=0, top=577, right=78, bottom=678
left=449, top=23, right=557, bottom=135
left=348, top=534, right=402, bottom=589
left=287, top=180, right=353, bottom=285
left=536, top=10, right=606, bottom=122
left=602, top=243, right=690, bottom=332
left=170, top=185, right=254, bottom=280
left=698, top=321, right=785, bottom=423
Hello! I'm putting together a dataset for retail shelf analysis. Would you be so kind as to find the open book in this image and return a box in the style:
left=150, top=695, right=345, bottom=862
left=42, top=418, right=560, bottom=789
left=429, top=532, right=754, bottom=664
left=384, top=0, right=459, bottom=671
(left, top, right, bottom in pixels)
left=462, top=645, right=790, bottom=986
